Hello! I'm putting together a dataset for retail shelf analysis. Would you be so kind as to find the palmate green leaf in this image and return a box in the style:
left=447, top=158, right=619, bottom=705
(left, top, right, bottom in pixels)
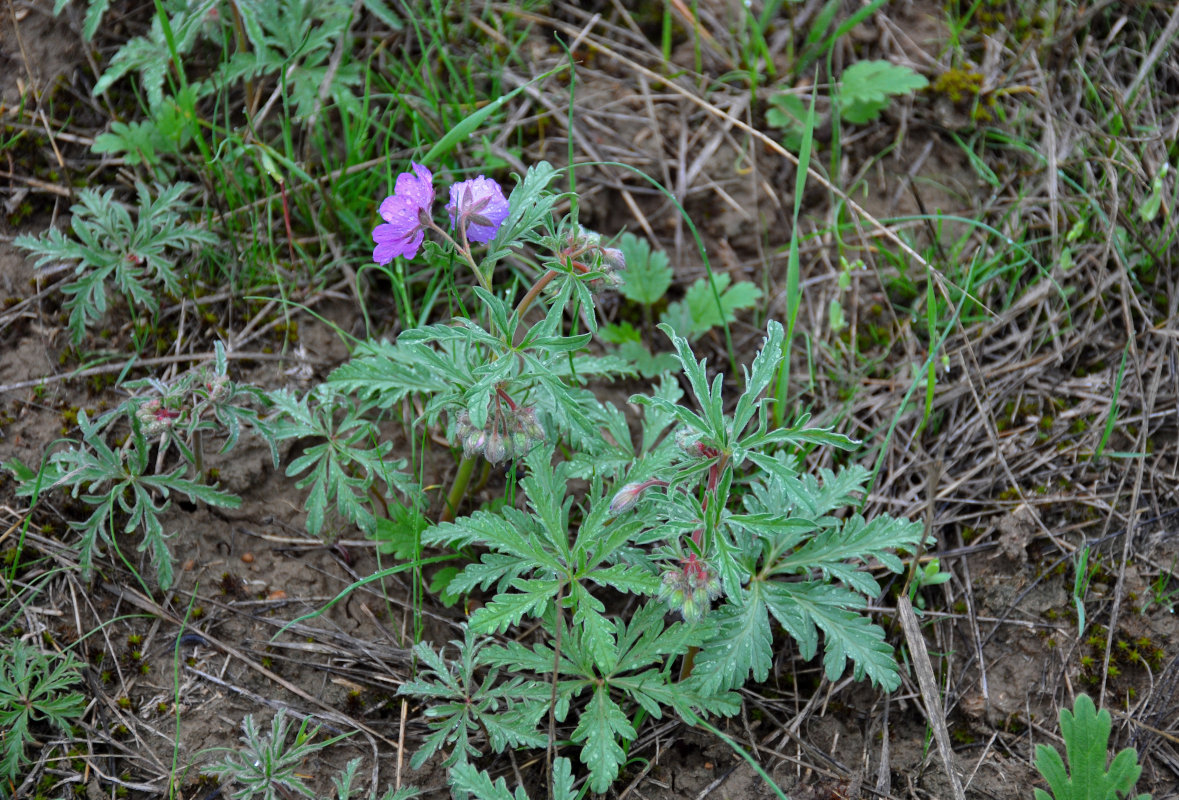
left=327, top=339, right=452, bottom=408
left=618, top=670, right=740, bottom=720
left=741, top=414, right=859, bottom=452
left=731, top=320, right=784, bottom=438
left=480, top=699, right=550, bottom=753
left=533, top=372, right=610, bottom=452
left=0, top=714, right=29, bottom=782
left=574, top=687, right=634, bottom=793
left=270, top=387, right=408, bottom=537
left=727, top=512, right=818, bottom=539
left=369, top=503, right=429, bottom=559
left=480, top=161, right=563, bottom=275
left=92, top=120, right=169, bottom=166
left=21, top=409, right=241, bottom=589
left=774, top=513, right=926, bottom=578
left=469, top=579, right=562, bottom=634
left=693, top=583, right=773, bottom=693
left=448, top=762, right=529, bottom=800
left=613, top=602, right=708, bottom=673
left=571, top=583, right=615, bottom=673
left=481, top=639, right=573, bottom=677
left=764, top=580, right=901, bottom=691
left=552, top=756, right=576, bottom=800
left=0, top=641, right=86, bottom=783
left=661, top=273, right=763, bottom=340
left=92, top=1, right=215, bottom=108
left=748, top=463, right=869, bottom=519
left=1034, top=694, right=1151, bottom=800
left=618, top=232, right=673, bottom=305
left=615, top=338, right=681, bottom=378
left=219, top=0, right=362, bottom=120
left=655, top=322, right=727, bottom=440
left=443, top=552, right=529, bottom=596
left=14, top=182, right=213, bottom=345
left=423, top=507, right=557, bottom=569
left=586, top=563, right=662, bottom=596
left=839, top=60, right=928, bottom=125
left=520, top=451, right=574, bottom=558
left=640, top=373, right=684, bottom=455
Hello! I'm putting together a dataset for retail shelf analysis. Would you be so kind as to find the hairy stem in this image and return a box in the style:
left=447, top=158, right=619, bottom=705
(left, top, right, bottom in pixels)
left=547, top=583, right=566, bottom=800
left=441, top=455, right=478, bottom=523
left=679, top=645, right=699, bottom=681
left=515, top=269, right=559, bottom=319
left=426, top=220, right=489, bottom=291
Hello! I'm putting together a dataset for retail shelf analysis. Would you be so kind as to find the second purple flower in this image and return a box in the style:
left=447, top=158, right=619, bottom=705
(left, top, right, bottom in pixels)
left=447, top=176, right=509, bottom=244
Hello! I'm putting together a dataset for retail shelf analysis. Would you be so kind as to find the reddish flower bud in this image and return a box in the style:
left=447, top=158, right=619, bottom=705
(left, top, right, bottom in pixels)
left=609, top=482, right=647, bottom=515
left=608, top=477, right=668, bottom=515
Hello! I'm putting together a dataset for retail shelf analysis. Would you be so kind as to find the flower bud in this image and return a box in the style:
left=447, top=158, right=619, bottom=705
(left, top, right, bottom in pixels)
left=136, top=399, right=180, bottom=436
left=518, top=407, right=545, bottom=441
left=463, top=429, right=485, bottom=458
left=509, top=431, right=531, bottom=459
left=658, top=552, right=722, bottom=623
left=600, top=246, right=625, bottom=273
left=609, top=482, right=647, bottom=515
left=484, top=433, right=507, bottom=464
left=205, top=374, right=230, bottom=403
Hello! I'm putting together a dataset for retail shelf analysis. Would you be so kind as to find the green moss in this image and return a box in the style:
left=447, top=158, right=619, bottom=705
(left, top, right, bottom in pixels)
left=932, top=68, right=984, bottom=103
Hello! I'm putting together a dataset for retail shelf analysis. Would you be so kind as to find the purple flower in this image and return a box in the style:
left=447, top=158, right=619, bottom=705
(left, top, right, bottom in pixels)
left=372, top=162, right=435, bottom=264
left=447, top=176, right=509, bottom=244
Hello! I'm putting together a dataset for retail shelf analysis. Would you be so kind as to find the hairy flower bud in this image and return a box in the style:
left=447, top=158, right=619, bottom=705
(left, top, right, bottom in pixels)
left=453, top=402, right=546, bottom=464
left=608, top=477, right=668, bottom=515
left=658, top=552, right=722, bottom=623
left=483, top=433, right=507, bottom=464
left=205, top=374, right=230, bottom=403
left=518, top=407, right=545, bottom=441
left=463, top=429, right=485, bottom=458
left=136, top=399, right=180, bottom=436
left=563, top=226, right=626, bottom=294
left=609, top=482, right=647, bottom=515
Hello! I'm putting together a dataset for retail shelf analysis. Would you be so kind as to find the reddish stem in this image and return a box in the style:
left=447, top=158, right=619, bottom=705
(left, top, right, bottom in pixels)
left=514, top=269, right=559, bottom=319
left=495, top=386, right=518, bottom=411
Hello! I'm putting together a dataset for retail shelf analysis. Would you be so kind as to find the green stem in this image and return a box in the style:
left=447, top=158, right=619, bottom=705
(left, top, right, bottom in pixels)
left=679, top=645, right=699, bottom=681
left=192, top=430, right=205, bottom=480
left=426, top=220, right=489, bottom=291
left=441, top=455, right=478, bottom=523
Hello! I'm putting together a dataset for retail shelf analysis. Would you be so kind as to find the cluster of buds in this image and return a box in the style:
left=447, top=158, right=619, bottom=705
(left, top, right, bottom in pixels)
left=658, top=552, right=722, bottom=623
left=561, top=226, right=625, bottom=292
left=136, top=399, right=182, bottom=436
left=675, top=428, right=720, bottom=460
left=455, top=405, right=545, bottom=465
left=204, top=374, right=230, bottom=403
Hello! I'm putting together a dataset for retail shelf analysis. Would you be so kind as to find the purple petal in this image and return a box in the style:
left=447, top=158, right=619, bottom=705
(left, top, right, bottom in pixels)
left=448, top=176, right=509, bottom=243
left=377, top=195, right=400, bottom=223
left=395, top=162, right=435, bottom=210
left=372, top=223, right=425, bottom=262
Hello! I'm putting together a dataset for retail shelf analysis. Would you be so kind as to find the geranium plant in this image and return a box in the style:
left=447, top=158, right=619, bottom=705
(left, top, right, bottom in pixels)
left=306, top=160, right=928, bottom=793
